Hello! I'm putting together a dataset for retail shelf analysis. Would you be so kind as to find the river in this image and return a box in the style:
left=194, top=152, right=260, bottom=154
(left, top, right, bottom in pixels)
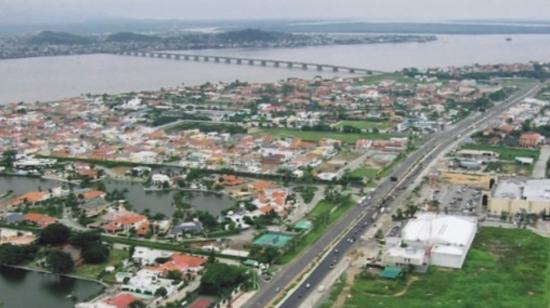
left=0, top=266, right=104, bottom=308
left=1, top=34, right=550, bottom=104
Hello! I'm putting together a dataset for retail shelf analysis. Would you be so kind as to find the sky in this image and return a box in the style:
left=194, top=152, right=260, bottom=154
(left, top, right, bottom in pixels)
left=1, top=0, right=550, bottom=24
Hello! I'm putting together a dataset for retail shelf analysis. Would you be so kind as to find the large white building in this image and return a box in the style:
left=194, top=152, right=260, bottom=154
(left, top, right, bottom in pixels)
left=489, top=178, right=550, bottom=215
left=383, top=213, right=477, bottom=269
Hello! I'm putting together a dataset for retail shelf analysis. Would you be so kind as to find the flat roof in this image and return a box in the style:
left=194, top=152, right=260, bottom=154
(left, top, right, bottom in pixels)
left=402, top=213, right=476, bottom=247
left=493, top=178, right=550, bottom=201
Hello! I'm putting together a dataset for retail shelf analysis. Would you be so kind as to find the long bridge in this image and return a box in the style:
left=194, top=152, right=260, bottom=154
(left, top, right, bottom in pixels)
left=113, top=51, right=376, bottom=75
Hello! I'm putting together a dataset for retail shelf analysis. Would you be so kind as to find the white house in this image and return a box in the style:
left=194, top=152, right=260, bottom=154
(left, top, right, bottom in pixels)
left=151, top=174, right=172, bottom=186
left=132, top=247, right=173, bottom=266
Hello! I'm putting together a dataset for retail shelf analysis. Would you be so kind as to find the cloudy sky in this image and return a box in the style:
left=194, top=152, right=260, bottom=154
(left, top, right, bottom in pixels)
left=1, top=0, right=549, bottom=24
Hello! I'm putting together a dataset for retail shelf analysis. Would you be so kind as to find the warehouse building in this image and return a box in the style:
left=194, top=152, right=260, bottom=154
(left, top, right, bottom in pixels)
left=383, top=213, right=477, bottom=269
left=489, top=178, right=550, bottom=215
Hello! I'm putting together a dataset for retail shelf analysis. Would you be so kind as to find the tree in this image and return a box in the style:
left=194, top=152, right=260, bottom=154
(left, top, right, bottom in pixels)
left=0, top=244, right=38, bottom=265
left=166, top=270, right=182, bottom=281
left=199, top=263, right=249, bottom=297
left=39, top=223, right=71, bottom=245
left=249, top=245, right=280, bottom=264
left=82, top=242, right=110, bottom=264
left=45, top=250, right=74, bottom=274
left=155, top=287, right=168, bottom=298
left=129, top=300, right=146, bottom=308
left=69, top=230, right=101, bottom=247
left=1, top=150, right=17, bottom=168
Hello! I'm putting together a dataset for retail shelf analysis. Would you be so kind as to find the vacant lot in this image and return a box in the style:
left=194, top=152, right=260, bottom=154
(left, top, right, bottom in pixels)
left=345, top=228, right=550, bottom=307
left=255, top=128, right=400, bottom=144
left=462, top=143, right=540, bottom=161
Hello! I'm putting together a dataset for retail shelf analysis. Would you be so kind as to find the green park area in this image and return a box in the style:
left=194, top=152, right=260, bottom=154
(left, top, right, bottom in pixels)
left=334, top=120, right=393, bottom=130
left=256, top=128, right=400, bottom=144
left=73, top=249, right=129, bottom=283
left=357, top=72, right=415, bottom=85
left=349, top=166, right=379, bottom=179
left=462, top=143, right=540, bottom=161
left=344, top=228, right=550, bottom=307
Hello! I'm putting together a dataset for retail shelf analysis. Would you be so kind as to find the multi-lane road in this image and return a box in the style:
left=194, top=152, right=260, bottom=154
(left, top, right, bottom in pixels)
left=245, top=81, right=542, bottom=308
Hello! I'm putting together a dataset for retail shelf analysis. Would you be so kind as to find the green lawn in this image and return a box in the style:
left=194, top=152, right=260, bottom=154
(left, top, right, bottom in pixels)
left=334, top=120, right=393, bottom=130
left=73, top=249, right=129, bottom=283
left=357, top=72, right=415, bottom=85
left=278, top=197, right=354, bottom=264
left=256, top=128, right=400, bottom=144
left=346, top=227, right=550, bottom=308
left=462, top=143, right=540, bottom=161
left=350, top=167, right=379, bottom=179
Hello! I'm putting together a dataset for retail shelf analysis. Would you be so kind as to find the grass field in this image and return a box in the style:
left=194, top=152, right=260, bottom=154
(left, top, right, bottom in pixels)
left=349, top=166, right=379, bottom=179
left=462, top=143, right=540, bottom=161
left=278, top=197, right=353, bottom=264
left=255, top=128, right=400, bottom=144
left=73, top=249, right=129, bottom=283
left=334, top=120, right=393, bottom=130
left=357, top=73, right=415, bottom=85
left=345, top=227, right=550, bottom=308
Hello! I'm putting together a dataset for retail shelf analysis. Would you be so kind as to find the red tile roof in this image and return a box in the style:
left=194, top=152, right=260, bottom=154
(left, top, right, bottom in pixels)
left=105, top=293, right=139, bottom=308
left=23, top=213, right=56, bottom=228
left=151, top=253, right=206, bottom=274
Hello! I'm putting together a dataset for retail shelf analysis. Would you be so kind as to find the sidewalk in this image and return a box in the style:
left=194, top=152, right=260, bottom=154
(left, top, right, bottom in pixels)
left=532, top=145, right=550, bottom=178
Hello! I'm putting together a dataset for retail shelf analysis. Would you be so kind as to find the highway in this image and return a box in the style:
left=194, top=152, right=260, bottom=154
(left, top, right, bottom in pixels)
left=245, top=82, right=542, bottom=308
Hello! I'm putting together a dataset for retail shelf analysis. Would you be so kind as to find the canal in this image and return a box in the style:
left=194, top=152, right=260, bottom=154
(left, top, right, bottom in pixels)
left=0, top=266, right=104, bottom=308
left=0, top=175, right=235, bottom=216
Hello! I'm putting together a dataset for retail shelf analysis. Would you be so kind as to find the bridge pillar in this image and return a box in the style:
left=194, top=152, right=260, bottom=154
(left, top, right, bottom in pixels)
left=184, top=55, right=189, bottom=60
left=287, top=62, right=293, bottom=69
left=175, top=55, right=181, bottom=60
left=274, top=61, right=280, bottom=67
left=349, top=68, right=355, bottom=73
left=194, top=56, right=200, bottom=61
left=237, top=59, right=242, bottom=64
left=333, top=67, right=339, bottom=72
left=261, top=60, right=267, bottom=66
left=302, top=63, right=308, bottom=70
left=317, top=65, right=323, bottom=71
left=204, top=56, right=210, bottom=62
left=248, top=59, right=254, bottom=65
left=225, top=58, right=231, bottom=63
left=214, top=57, right=220, bottom=63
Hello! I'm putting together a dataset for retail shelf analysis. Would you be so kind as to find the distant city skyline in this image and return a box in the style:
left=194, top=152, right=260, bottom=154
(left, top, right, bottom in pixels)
left=1, top=0, right=550, bottom=25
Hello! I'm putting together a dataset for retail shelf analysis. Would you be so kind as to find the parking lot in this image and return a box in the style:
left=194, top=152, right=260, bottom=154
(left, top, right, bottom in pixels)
left=432, top=184, right=482, bottom=216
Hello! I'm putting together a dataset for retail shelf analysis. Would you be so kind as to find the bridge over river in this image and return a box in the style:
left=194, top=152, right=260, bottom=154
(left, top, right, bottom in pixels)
left=113, top=51, right=377, bottom=75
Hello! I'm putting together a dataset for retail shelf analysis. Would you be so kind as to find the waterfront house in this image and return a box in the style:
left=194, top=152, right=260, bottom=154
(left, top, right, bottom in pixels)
left=167, top=220, right=204, bottom=238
